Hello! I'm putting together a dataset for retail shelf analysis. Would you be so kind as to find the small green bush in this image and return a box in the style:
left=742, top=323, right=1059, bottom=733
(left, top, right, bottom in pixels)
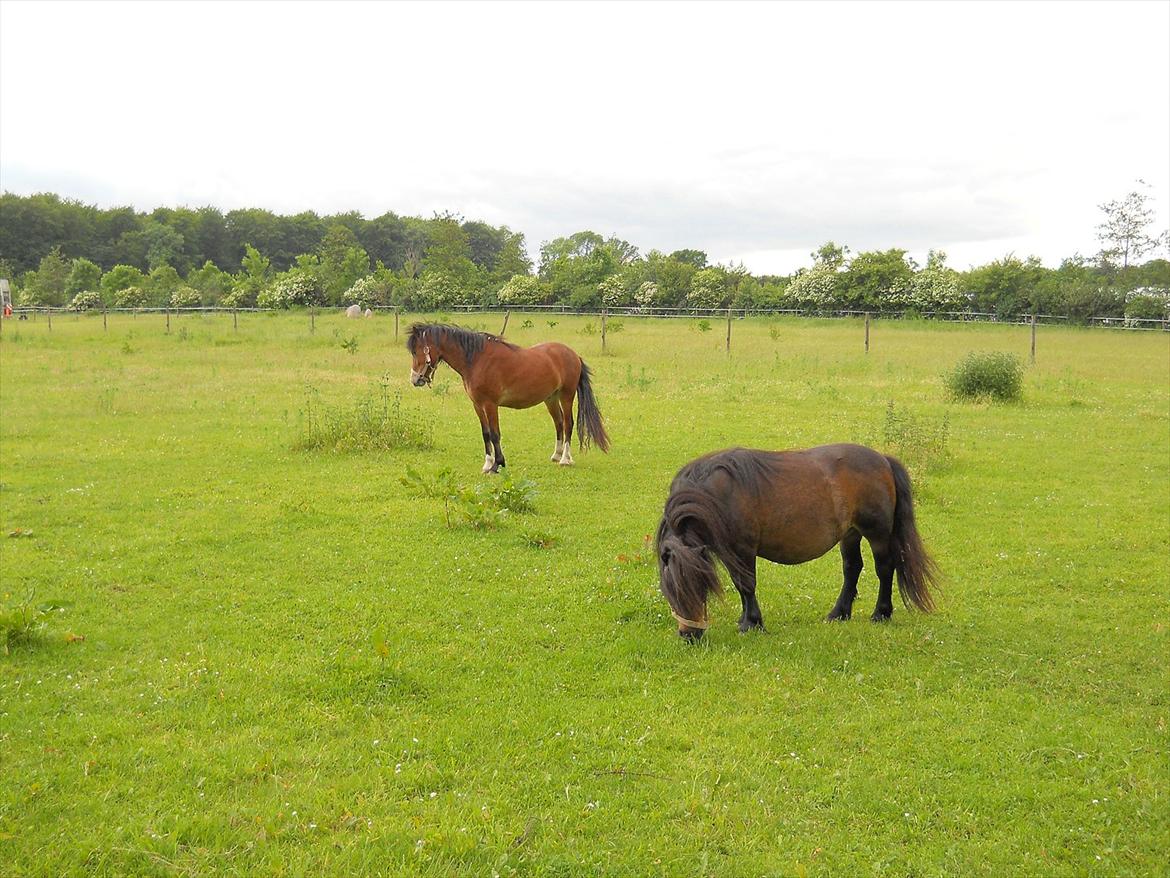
left=1, top=591, right=62, bottom=654
left=400, top=468, right=537, bottom=529
left=945, top=351, right=1023, bottom=401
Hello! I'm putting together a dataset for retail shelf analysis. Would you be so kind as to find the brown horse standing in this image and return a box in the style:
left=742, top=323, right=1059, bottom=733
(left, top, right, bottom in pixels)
left=656, top=444, right=938, bottom=640
left=407, top=323, right=610, bottom=472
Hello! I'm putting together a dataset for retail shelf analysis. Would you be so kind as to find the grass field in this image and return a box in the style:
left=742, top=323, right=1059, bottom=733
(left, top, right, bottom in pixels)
left=1, top=310, right=1167, bottom=877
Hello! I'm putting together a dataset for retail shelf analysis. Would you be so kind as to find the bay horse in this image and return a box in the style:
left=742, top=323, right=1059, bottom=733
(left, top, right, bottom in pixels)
left=407, top=323, right=610, bottom=472
left=656, top=444, right=939, bottom=640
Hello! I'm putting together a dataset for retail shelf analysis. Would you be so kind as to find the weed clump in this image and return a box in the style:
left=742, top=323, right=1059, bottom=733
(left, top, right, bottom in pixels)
left=945, top=351, right=1023, bottom=401
left=882, top=401, right=950, bottom=483
left=1, top=592, right=59, bottom=654
left=296, top=376, right=433, bottom=452
left=401, top=467, right=537, bottom=529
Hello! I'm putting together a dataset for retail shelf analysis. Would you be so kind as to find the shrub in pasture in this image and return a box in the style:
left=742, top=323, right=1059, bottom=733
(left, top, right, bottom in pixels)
left=521, top=319, right=534, bottom=329
left=687, top=267, right=729, bottom=308
left=341, top=336, right=359, bottom=355
left=113, top=286, right=148, bottom=308
left=1123, top=290, right=1169, bottom=322
left=296, top=378, right=433, bottom=453
left=696, top=319, right=712, bottom=332
left=169, top=287, right=202, bottom=308
left=634, top=281, right=660, bottom=309
left=69, top=291, right=103, bottom=311
left=607, top=320, right=624, bottom=333
left=496, top=275, right=545, bottom=307
left=259, top=273, right=325, bottom=309
left=945, top=351, right=1023, bottom=402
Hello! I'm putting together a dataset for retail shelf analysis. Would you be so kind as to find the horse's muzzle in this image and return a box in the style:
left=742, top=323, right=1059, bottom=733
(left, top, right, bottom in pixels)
left=679, top=627, right=706, bottom=643
left=410, top=371, right=427, bottom=387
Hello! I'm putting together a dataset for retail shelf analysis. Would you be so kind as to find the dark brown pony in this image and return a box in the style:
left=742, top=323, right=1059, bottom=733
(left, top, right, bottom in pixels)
left=656, top=444, right=938, bottom=640
left=407, top=323, right=609, bottom=472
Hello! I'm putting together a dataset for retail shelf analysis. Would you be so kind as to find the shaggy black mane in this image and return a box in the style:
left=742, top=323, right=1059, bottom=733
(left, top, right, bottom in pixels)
left=405, top=323, right=518, bottom=365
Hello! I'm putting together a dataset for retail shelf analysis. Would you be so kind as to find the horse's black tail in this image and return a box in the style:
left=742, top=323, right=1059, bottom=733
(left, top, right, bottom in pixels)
left=885, top=455, right=939, bottom=612
left=576, top=360, right=610, bottom=452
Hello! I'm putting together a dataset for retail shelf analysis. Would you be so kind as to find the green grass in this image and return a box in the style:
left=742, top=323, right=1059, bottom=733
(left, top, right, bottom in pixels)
left=1, top=310, right=1167, bottom=876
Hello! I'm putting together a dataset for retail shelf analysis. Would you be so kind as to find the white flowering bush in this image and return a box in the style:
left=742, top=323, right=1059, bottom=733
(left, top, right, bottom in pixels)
left=113, top=286, right=149, bottom=308
left=259, top=273, right=325, bottom=309
left=496, top=275, right=544, bottom=306
left=169, top=287, right=202, bottom=308
left=342, top=275, right=392, bottom=309
left=598, top=275, right=630, bottom=307
left=783, top=265, right=842, bottom=310
left=411, top=273, right=460, bottom=310
left=686, top=268, right=729, bottom=308
left=634, top=281, right=660, bottom=309
left=70, top=290, right=103, bottom=311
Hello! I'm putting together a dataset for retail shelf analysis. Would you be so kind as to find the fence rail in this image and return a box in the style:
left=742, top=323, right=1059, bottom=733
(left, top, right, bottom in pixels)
left=4, top=304, right=1168, bottom=331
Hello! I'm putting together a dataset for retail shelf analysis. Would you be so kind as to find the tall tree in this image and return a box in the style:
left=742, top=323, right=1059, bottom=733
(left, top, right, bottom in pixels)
left=1097, top=181, right=1167, bottom=271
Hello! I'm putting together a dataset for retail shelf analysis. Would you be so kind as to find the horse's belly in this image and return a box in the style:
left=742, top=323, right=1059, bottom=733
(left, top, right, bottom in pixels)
left=499, top=384, right=556, bottom=408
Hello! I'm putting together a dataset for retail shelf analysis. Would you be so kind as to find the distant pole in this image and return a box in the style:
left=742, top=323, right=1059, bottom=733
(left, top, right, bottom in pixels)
left=233, top=308, right=238, bottom=331
left=726, top=306, right=732, bottom=353
left=310, top=307, right=315, bottom=334
left=48, top=309, right=52, bottom=332
left=865, top=312, right=870, bottom=353
left=103, top=307, right=107, bottom=331
left=500, top=310, right=511, bottom=336
left=1030, top=313, right=1036, bottom=364
left=166, top=309, right=170, bottom=334
left=394, top=307, right=399, bottom=340
left=601, top=308, right=607, bottom=351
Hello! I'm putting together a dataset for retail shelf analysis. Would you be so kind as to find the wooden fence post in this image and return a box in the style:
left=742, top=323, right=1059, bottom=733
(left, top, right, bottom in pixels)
left=233, top=308, right=238, bottom=331
left=310, top=308, right=315, bottom=334
left=601, top=308, right=607, bottom=351
left=500, top=310, right=511, bottom=336
left=166, top=309, right=170, bottom=333
left=103, top=307, right=107, bottom=331
left=1030, top=313, right=1036, bottom=364
left=394, top=307, right=399, bottom=340
left=48, top=309, right=52, bottom=331
left=726, top=306, right=732, bottom=353
left=864, top=312, right=870, bottom=353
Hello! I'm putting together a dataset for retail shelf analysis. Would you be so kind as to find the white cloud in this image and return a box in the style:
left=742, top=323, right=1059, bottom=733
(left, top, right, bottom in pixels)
left=2, top=0, right=1167, bottom=274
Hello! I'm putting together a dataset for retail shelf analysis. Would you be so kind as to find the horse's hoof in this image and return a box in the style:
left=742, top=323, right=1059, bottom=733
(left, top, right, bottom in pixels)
left=558, top=460, right=574, bottom=467
left=738, top=621, right=765, bottom=633
left=870, top=611, right=892, bottom=623
left=825, top=610, right=851, bottom=622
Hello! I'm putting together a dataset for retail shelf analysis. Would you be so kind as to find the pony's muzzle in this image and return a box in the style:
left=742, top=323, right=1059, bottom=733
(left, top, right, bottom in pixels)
left=678, top=626, right=706, bottom=643
left=410, top=370, right=427, bottom=387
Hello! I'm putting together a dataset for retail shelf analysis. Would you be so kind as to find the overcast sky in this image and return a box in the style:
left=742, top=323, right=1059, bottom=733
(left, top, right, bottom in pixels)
left=2, top=0, right=1168, bottom=274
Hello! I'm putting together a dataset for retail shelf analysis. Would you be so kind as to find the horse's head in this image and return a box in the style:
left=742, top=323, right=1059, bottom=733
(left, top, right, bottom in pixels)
left=656, top=525, right=722, bottom=642
left=406, top=326, right=440, bottom=386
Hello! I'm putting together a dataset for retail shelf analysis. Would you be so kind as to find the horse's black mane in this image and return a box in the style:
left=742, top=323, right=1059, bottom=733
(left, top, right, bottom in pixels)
left=670, top=447, right=780, bottom=496
left=406, top=322, right=518, bottom=365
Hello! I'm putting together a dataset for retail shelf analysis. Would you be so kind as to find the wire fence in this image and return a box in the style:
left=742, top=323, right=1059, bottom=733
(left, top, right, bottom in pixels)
left=4, top=303, right=1168, bottom=332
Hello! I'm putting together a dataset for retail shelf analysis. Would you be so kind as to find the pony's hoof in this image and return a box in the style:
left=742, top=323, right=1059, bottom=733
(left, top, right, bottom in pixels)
left=870, top=610, right=892, bottom=623
left=825, top=609, right=851, bottom=622
left=550, top=455, right=561, bottom=462
left=738, top=621, right=765, bottom=633
left=558, top=459, right=574, bottom=467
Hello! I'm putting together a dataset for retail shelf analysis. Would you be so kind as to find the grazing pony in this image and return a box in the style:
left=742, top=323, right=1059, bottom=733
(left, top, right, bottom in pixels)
left=656, top=444, right=938, bottom=640
left=407, top=323, right=609, bottom=472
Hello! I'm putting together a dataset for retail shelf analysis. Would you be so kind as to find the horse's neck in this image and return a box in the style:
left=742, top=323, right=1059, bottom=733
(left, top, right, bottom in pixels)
left=437, top=339, right=470, bottom=376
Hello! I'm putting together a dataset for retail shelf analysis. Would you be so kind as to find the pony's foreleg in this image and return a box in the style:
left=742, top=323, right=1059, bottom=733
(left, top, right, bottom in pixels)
left=476, top=405, right=495, bottom=474
left=826, top=531, right=863, bottom=621
left=867, top=536, right=896, bottom=622
left=484, top=402, right=505, bottom=473
left=545, top=399, right=564, bottom=462
left=732, top=556, right=764, bottom=632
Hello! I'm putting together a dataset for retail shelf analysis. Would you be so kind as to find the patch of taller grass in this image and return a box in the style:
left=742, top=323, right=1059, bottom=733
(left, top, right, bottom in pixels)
left=294, top=375, right=433, bottom=453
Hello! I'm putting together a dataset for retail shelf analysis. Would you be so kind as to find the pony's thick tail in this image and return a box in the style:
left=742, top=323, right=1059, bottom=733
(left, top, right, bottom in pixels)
left=886, top=455, right=939, bottom=612
left=575, top=360, right=610, bottom=452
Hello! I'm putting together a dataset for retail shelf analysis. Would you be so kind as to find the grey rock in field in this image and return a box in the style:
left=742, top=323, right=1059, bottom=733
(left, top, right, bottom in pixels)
left=364, top=308, right=373, bottom=318
left=345, top=304, right=362, bottom=318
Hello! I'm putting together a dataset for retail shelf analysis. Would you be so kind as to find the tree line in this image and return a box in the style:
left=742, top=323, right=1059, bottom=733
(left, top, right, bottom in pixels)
left=1, top=189, right=1167, bottom=321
